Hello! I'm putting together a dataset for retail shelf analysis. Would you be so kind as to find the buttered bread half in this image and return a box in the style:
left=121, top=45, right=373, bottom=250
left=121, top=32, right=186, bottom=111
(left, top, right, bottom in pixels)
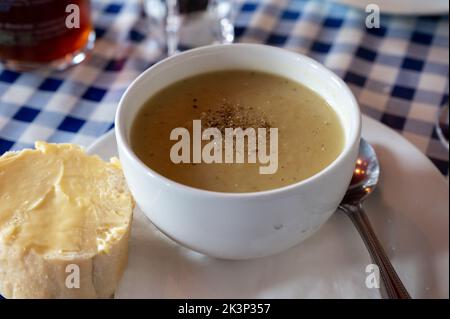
left=0, top=142, right=134, bottom=299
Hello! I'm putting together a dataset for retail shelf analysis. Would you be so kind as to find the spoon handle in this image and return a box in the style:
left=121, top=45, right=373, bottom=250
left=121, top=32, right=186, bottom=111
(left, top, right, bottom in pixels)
left=340, top=204, right=411, bottom=299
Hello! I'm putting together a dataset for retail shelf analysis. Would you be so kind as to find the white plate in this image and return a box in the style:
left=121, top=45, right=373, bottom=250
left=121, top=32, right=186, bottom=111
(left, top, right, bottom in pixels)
left=331, top=0, right=449, bottom=15
left=88, top=115, right=449, bottom=299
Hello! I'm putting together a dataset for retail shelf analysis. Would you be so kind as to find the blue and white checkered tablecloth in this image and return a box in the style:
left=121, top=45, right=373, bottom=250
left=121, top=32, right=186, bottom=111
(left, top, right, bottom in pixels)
left=0, top=0, right=448, bottom=175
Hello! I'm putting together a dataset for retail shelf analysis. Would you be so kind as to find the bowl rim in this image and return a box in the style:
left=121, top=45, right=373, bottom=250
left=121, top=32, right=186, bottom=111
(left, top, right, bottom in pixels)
left=115, top=43, right=362, bottom=199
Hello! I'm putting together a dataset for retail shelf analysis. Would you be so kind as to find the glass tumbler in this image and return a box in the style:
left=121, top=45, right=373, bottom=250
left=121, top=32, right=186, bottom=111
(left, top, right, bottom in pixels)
left=144, top=0, right=235, bottom=55
left=436, top=103, right=449, bottom=150
left=0, top=0, right=95, bottom=71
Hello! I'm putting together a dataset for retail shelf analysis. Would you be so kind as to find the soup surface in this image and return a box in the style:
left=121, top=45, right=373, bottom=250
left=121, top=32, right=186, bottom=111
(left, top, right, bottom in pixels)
left=131, top=70, right=345, bottom=193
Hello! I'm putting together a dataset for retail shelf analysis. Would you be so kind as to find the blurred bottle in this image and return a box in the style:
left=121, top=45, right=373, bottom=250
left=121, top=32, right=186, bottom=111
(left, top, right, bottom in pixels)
left=0, top=0, right=95, bottom=71
left=144, top=0, right=235, bottom=55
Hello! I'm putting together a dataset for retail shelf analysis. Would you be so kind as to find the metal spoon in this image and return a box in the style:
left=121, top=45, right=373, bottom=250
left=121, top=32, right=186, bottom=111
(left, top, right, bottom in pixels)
left=339, top=139, right=411, bottom=299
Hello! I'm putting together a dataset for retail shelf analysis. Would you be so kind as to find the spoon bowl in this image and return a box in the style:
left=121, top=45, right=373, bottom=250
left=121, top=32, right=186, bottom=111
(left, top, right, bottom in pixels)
left=343, top=139, right=380, bottom=204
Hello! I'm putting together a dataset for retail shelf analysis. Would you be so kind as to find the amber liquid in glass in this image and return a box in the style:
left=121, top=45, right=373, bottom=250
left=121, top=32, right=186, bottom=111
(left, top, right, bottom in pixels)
left=0, top=0, right=93, bottom=70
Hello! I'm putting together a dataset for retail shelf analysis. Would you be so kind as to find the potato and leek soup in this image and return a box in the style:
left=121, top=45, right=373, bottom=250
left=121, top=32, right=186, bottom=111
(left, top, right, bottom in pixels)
left=131, top=70, right=345, bottom=193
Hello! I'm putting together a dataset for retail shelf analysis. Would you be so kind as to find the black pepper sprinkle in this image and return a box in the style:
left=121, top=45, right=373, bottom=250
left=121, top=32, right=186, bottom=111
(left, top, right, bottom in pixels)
left=200, top=102, right=272, bottom=136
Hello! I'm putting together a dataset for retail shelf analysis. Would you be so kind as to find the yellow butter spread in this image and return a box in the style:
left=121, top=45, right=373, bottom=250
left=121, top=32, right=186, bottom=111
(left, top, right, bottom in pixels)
left=0, top=142, right=133, bottom=257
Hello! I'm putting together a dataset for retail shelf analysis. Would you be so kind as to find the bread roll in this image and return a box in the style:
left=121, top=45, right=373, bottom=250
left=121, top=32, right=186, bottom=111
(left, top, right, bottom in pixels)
left=0, top=142, right=134, bottom=298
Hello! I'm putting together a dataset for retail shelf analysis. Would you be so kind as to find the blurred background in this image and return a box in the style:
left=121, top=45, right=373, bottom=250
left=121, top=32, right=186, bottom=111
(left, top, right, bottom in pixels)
left=0, top=0, right=448, bottom=174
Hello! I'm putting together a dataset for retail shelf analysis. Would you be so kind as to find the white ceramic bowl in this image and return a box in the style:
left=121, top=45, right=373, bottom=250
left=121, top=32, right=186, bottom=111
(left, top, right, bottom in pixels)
left=116, top=44, right=361, bottom=260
